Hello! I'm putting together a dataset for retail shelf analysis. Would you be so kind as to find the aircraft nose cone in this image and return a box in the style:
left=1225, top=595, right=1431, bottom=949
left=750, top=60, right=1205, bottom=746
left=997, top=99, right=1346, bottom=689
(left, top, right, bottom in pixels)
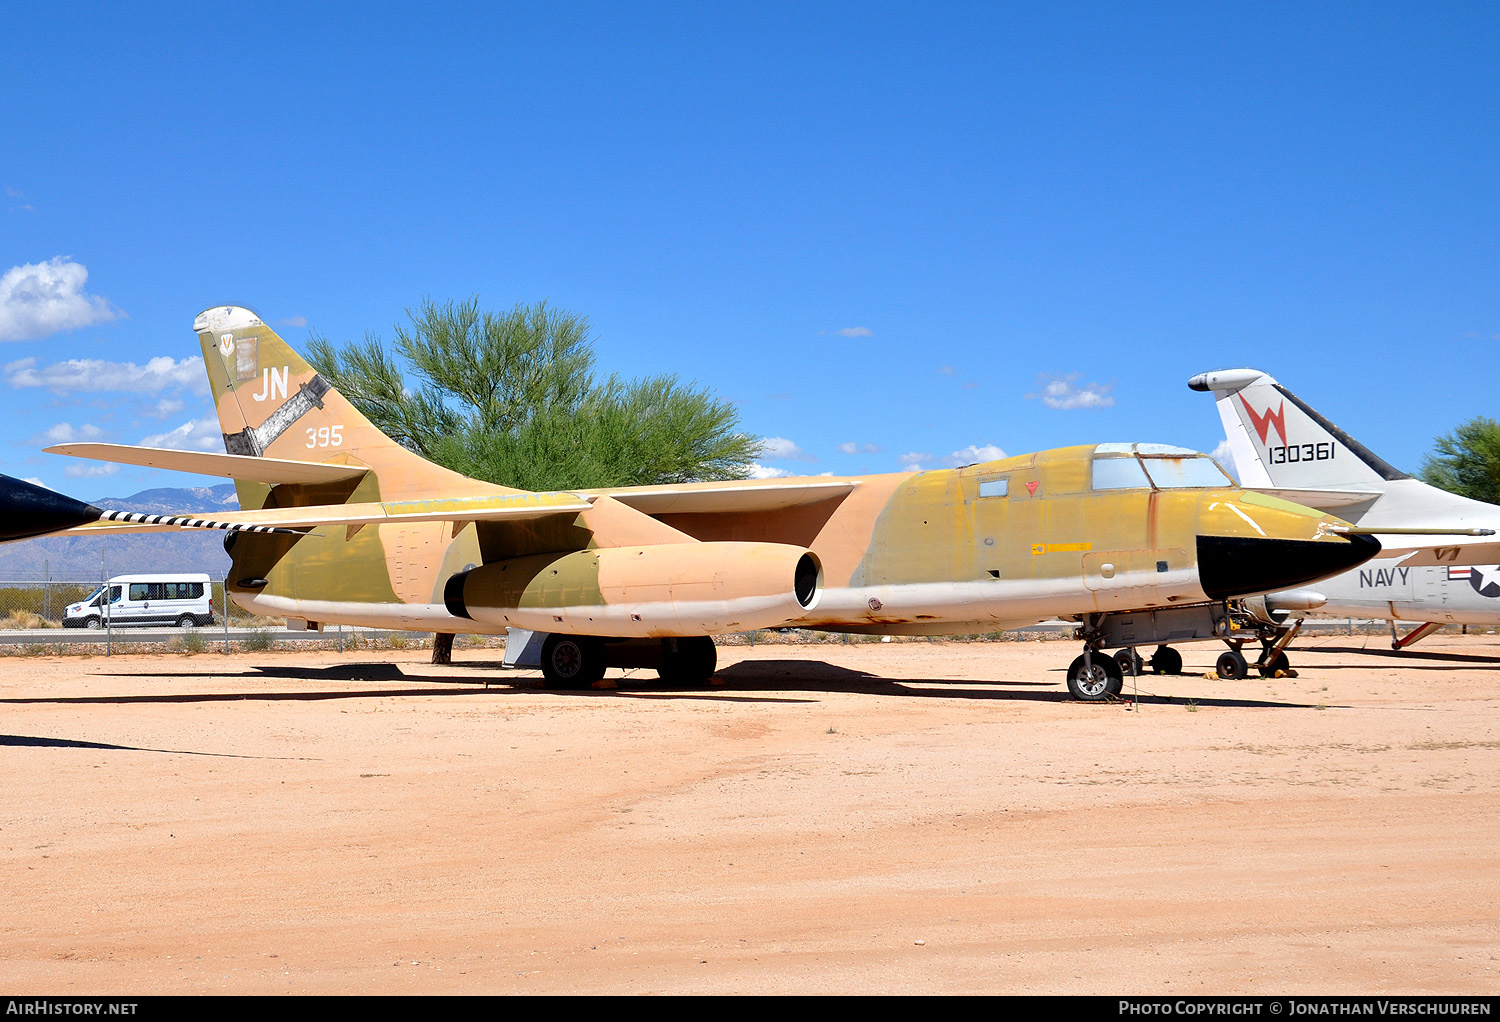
left=1196, top=533, right=1380, bottom=600
left=0, top=474, right=102, bottom=541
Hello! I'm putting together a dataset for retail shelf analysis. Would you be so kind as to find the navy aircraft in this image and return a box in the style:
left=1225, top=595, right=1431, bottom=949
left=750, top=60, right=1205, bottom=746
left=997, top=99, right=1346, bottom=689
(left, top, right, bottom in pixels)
left=1190, top=368, right=1500, bottom=658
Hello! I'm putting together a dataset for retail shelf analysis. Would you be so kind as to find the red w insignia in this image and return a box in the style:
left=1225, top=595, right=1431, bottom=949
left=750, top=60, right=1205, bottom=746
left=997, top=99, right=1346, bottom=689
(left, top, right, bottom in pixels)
left=1239, top=395, right=1287, bottom=446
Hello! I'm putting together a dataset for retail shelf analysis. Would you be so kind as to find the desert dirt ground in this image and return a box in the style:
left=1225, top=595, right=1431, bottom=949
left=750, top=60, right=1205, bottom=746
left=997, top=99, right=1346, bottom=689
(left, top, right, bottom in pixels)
left=1, top=631, right=1497, bottom=996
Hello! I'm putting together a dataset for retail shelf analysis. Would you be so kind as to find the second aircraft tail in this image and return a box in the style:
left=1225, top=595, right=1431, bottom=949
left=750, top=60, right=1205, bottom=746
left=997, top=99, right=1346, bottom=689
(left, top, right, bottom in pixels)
left=1188, top=368, right=1407, bottom=491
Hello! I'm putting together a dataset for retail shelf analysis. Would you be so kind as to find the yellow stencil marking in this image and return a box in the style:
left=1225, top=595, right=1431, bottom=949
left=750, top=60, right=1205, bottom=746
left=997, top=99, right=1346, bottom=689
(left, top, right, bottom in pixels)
left=1031, top=542, right=1092, bottom=555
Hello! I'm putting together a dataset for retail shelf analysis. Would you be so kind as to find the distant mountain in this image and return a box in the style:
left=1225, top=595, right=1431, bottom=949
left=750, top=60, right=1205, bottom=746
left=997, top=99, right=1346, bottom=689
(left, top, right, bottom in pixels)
left=91, top=484, right=240, bottom=516
left=0, top=484, right=239, bottom=582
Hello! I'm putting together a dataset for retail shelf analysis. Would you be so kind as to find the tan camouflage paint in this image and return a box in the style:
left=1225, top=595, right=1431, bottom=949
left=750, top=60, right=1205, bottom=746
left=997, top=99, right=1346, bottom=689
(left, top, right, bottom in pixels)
left=180, top=307, right=1364, bottom=636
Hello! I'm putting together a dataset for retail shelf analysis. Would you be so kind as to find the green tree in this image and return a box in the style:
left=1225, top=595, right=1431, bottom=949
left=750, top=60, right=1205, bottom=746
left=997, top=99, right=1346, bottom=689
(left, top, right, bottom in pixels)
left=307, top=298, right=763, bottom=665
left=1420, top=417, right=1500, bottom=505
left=305, top=298, right=759, bottom=491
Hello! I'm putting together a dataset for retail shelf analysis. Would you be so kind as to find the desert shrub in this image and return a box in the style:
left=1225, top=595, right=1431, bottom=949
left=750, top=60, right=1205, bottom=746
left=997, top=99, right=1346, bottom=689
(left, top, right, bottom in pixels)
left=0, top=611, right=56, bottom=630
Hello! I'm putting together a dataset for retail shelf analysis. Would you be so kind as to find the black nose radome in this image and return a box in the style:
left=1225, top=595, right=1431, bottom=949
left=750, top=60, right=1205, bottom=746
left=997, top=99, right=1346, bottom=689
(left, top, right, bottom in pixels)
left=0, top=474, right=102, bottom=541
left=1197, top=533, right=1380, bottom=600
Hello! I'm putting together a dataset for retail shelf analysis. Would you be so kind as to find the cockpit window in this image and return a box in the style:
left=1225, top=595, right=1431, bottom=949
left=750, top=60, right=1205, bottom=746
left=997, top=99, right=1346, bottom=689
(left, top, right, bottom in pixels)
left=1092, top=457, right=1152, bottom=490
left=1140, top=455, right=1234, bottom=489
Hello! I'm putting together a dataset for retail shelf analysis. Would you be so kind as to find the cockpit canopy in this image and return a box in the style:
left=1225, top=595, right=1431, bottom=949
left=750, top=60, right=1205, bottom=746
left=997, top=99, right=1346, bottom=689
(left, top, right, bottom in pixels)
left=1091, top=443, right=1235, bottom=491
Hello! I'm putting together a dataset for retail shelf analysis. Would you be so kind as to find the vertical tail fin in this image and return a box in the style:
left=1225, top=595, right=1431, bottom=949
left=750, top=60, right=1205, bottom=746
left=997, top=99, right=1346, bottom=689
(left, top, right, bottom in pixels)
left=194, top=306, right=506, bottom=504
left=1188, top=368, right=1406, bottom=490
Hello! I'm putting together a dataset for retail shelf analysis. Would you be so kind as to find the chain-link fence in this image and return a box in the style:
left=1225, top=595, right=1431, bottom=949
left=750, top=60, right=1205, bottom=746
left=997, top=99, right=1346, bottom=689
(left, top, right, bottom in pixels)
left=0, top=580, right=267, bottom=630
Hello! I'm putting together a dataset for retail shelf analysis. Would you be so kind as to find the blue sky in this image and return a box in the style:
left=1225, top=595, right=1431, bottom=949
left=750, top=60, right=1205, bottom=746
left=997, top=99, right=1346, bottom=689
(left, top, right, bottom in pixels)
left=3, top=2, right=1497, bottom=498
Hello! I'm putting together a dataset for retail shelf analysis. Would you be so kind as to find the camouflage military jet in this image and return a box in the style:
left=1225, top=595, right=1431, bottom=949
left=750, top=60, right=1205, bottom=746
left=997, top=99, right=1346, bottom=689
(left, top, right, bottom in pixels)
left=7, top=306, right=1379, bottom=699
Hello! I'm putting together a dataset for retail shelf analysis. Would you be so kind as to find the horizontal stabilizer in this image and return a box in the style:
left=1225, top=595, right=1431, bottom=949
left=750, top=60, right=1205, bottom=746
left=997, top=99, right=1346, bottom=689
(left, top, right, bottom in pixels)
left=61, top=492, right=595, bottom=535
left=44, top=443, right=371, bottom=485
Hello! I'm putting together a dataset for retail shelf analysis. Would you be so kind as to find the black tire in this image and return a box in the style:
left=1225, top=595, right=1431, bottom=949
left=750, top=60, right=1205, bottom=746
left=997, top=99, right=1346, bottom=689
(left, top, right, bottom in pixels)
left=540, top=634, right=607, bottom=689
left=1149, top=645, right=1183, bottom=675
left=1258, top=651, right=1291, bottom=678
left=1114, top=648, right=1145, bottom=676
left=1215, top=649, right=1249, bottom=680
left=659, top=636, right=717, bottom=684
left=1067, top=652, right=1123, bottom=701
left=177, top=615, right=196, bottom=629
left=85, top=617, right=102, bottom=630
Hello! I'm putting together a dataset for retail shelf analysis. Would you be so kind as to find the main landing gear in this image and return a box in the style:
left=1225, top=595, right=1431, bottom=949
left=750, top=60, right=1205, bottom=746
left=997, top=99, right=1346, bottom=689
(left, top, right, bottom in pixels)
left=539, top=634, right=608, bottom=688
left=1065, top=602, right=1303, bottom=700
left=1068, top=643, right=1181, bottom=702
left=538, top=634, right=720, bottom=689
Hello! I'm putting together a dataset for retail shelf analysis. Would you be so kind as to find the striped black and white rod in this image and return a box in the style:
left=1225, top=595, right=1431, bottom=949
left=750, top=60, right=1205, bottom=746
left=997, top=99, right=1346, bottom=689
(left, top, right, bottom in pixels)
left=0, top=472, right=312, bottom=542
left=94, top=509, right=307, bottom=535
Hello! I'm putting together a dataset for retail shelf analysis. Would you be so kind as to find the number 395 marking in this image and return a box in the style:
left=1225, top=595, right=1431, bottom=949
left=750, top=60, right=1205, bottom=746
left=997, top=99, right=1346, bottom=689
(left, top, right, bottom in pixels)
left=306, top=425, right=344, bottom=448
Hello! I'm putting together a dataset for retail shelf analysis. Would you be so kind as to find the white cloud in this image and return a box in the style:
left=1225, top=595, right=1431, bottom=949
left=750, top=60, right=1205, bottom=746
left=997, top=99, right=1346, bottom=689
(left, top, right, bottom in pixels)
left=899, top=451, right=933, bottom=471
left=757, top=436, right=816, bottom=462
left=746, top=462, right=792, bottom=479
left=1210, top=439, right=1239, bottom=481
left=64, top=461, right=119, bottom=478
left=1027, top=373, right=1116, bottom=410
left=22, top=477, right=51, bottom=489
left=938, top=365, right=956, bottom=376
left=946, top=443, right=1006, bottom=466
left=836, top=442, right=883, bottom=455
left=139, top=418, right=224, bottom=452
left=6, top=355, right=206, bottom=395
left=32, top=422, right=107, bottom=445
left=0, top=258, right=122, bottom=342
left=835, top=327, right=872, bottom=338
left=6, top=186, right=35, bottom=212
left=277, top=315, right=308, bottom=328
left=149, top=398, right=185, bottom=419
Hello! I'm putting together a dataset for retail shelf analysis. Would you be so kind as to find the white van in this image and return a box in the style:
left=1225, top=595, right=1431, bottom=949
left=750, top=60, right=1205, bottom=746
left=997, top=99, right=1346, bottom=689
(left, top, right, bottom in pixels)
left=63, top=574, right=215, bottom=629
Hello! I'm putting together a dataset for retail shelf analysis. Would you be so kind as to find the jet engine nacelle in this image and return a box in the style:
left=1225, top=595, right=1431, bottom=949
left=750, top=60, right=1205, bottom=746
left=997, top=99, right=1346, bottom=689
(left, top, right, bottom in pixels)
left=444, top=541, right=821, bottom=637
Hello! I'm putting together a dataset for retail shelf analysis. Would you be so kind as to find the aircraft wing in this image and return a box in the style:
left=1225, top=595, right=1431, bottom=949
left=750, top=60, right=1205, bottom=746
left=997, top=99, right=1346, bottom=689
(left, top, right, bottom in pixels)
left=1253, top=487, right=1384, bottom=511
left=1386, top=541, right=1500, bottom=567
left=56, top=492, right=597, bottom=535
left=45, top=442, right=370, bottom=485
left=584, top=478, right=858, bottom=514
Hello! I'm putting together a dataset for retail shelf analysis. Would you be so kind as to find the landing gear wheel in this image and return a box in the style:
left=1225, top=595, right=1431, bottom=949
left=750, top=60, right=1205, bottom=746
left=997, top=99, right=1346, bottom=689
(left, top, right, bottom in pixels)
left=659, top=636, right=717, bottom=684
left=1149, top=645, right=1183, bottom=675
left=1258, top=651, right=1291, bottom=678
left=540, top=634, right=607, bottom=689
left=1067, top=652, right=1124, bottom=702
left=1114, top=648, right=1145, bottom=676
left=1215, top=649, right=1249, bottom=680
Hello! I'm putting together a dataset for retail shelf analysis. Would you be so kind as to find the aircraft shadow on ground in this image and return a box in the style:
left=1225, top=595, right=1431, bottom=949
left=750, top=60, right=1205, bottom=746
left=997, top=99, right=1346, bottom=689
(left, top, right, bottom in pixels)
left=1, top=658, right=1315, bottom=710
left=1305, top=645, right=1500, bottom=667
left=0, top=733, right=311, bottom=759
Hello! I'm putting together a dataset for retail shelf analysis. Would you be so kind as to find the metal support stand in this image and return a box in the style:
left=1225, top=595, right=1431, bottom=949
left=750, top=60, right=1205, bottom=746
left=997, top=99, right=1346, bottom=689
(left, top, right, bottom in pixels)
left=1391, top=620, right=1444, bottom=650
